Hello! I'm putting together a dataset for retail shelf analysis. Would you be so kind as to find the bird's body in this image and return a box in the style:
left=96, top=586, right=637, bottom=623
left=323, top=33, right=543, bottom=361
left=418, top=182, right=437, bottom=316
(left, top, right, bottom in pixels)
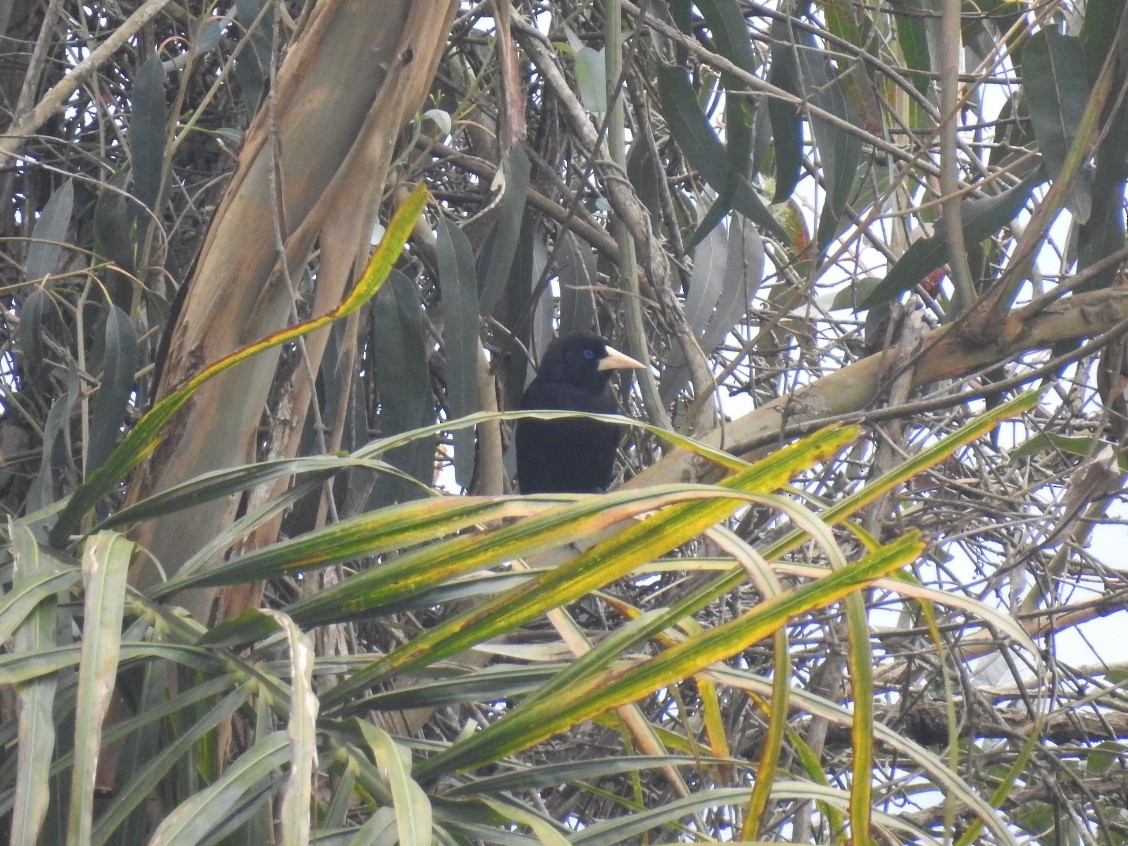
left=515, top=332, right=644, bottom=493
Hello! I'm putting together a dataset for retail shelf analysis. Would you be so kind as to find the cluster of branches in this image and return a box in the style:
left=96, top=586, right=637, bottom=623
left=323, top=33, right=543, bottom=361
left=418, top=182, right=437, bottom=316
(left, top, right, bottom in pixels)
left=2, top=0, right=1128, bottom=843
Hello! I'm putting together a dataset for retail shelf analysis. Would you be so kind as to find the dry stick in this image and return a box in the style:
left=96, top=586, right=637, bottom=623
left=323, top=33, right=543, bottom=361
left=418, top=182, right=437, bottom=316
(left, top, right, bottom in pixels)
left=939, top=0, right=976, bottom=314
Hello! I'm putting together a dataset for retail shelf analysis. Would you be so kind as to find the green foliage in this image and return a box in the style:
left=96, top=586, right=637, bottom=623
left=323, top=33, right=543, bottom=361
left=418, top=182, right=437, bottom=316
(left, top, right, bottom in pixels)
left=3, top=0, right=1128, bottom=843
left=2, top=399, right=1033, bottom=844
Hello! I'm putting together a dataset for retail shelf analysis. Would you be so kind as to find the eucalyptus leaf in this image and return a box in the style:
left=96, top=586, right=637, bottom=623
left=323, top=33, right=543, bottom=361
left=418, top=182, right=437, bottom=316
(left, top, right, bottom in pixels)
left=1021, top=29, right=1092, bottom=221
left=574, top=46, right=607, bottom=116
left=557, top=234, right=597, bottom=337
left=87, top=306, right=138, bottom=476
left=436, top=218, right=481, bottom=488
left=478, top=146, right=532, bottom=315
left=29, top=363, right=80, bottom=512
left=234, top=0, right=272, bottom=112
left=370, top=269, right=436, bottom=506
left=767, top=15, right=803, bottom=202
left=131, top=54, right=168, bottom=213
left=656, top=64, right=783, bottom=240
left=24, top=179, right=74, bottom=282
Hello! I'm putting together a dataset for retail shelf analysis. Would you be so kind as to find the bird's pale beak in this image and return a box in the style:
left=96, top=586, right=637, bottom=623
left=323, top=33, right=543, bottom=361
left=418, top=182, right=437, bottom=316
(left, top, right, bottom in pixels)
left=597, top=345, right=646, bottom=371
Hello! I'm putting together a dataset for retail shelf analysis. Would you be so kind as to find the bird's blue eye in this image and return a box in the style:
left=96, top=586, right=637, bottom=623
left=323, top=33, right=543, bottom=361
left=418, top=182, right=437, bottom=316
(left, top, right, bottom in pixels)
left=583, top=349, right=595, bottom=359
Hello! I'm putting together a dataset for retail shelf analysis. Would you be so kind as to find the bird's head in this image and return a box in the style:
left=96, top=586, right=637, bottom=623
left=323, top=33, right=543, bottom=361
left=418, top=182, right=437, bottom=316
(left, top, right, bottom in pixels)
left=539, top=331, right=646, bottom=392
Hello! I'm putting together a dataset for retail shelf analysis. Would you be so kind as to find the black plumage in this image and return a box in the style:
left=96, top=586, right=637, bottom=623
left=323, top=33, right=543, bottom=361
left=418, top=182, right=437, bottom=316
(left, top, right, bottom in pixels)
left=515, top=332, right=644, bottom=494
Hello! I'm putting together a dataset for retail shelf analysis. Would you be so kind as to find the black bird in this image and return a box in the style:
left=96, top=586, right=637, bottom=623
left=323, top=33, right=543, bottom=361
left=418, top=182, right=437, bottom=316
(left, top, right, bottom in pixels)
left=516, top=331, right=645, bottom=494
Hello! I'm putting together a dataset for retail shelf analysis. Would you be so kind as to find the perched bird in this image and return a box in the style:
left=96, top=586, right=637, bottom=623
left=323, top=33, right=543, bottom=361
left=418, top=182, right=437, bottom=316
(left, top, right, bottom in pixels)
left=516, top=331, right=645, bottom=494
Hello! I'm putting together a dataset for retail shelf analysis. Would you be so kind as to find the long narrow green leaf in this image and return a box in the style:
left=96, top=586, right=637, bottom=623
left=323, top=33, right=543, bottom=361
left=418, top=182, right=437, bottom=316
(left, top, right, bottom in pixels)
left=415, top=531, right=921, bottom=781
left=570, top=783, right=943, bottom=846
left=581, top=390, right=1042, bottom=702
left=289, top=487, right=736, bottom=628
left=477, top=146, right=532, bottom=314
left=130, top=54, right=168, bottom=213
left=845, top=568, right=874, bottom=840
left=323, top=425, right=860, bottom=710
left=479, top=797, right=571, bottom=846
left=162, top=495, right=518, bottom=599
left=436, top=216, right=481, bottom=488
left=369, top=268, right=436, bottom=506
left=359, top=724, right=432, bottom=846
left=9, top=520, right=60, bottom=846
left=96, top=455, right=385, bottom=529
left=0, top=641, right=248, bottom=687
left=86, top=305, right=138, bottom=475
left=90, top=685, right=253, bottom=846
left=861, top=169, right=1043, bottom=308
left=0, top=565, right=79, bottom=644
left=357, top=664, right=557, bottom=711
left=67, top=533, right=134, bottom=846
left=146, top=732, right=290, bottom=846
left=889, top=0, right=932, bottom=94
left=655, top=64, right=783, bottom=240
left=1022, top=29, right=1092, bottom=221
left=24, top=179, right=74, bottom=281
left=767, top=15, right=803, bottom=201
left=264, top=611, right=318, bottom=846
left=703, top=525, right=788, bottom=840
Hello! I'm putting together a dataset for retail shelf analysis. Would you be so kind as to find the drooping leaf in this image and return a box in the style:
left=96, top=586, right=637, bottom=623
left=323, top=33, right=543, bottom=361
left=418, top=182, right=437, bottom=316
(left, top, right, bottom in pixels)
left=478, top=145, right=532, bottom=315
left=361, top=724, right=433, bottom=846
left=662, top=223, right=726, bottom=401
left=767, top=15, right=803, bottom=202
left=145, top=733, right=289, bottom=846
left=574, top=45, right=607, bottom=116
left=90, top=683, right=253, bottom=845
left=1021, top=29, right=1092, bottom=221
left=557, top=234, right=597, bottom=337
left=87, top=305, right=138, bottom=476
left=1075, top=32, right=1128, bottom=293
left=819, top=0, right=884, bottom=136
left=234, top=0, right=272, bottom=112
left=194, top=15, right=227, bottom=55
left=662, top=214, right=765, bottom=401
left=17, top=286, right=48, bottom=381
left=794, top=35, right=863, bottom=251
left=1079, top=0, right=1123, bottom=83
left=29, top=363, right=80, bottom=512
left=92, top=175, right=137, bottom=309
left=436, top=217, right=481, bottom=489
left=49, top=185, right=429, bottom=546
left=131, top=54, right=168, bottom=213
left=889, top=0, right=932, bottom=94
left=67, top=532, right=134, bottom=846
left=683, top=222, right=728, bottom=335
left=493, top=215, right=538, bottom=412
left=693, top=0, right=757, bottom=73
left=370, top=269, right=436, bottom=506
left=702, top=213, right=764, bottom=352
left=626, top=137, right=663, bottom=224
left=1077, top=145, right=1128, bottom=293
left=24, top=179, right=74, bottom=282
left=656, top=64, right=783, bottom=240
left=692, top=0, right=758, bottom=247
left=414, top=531, right=921, bottom=780
left=9, top=520, right=60, bottom=846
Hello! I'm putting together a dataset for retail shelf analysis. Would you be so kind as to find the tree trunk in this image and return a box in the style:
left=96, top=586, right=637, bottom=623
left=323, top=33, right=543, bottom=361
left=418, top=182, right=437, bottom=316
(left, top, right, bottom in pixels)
left=126, top=0, right=457, bottom=623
